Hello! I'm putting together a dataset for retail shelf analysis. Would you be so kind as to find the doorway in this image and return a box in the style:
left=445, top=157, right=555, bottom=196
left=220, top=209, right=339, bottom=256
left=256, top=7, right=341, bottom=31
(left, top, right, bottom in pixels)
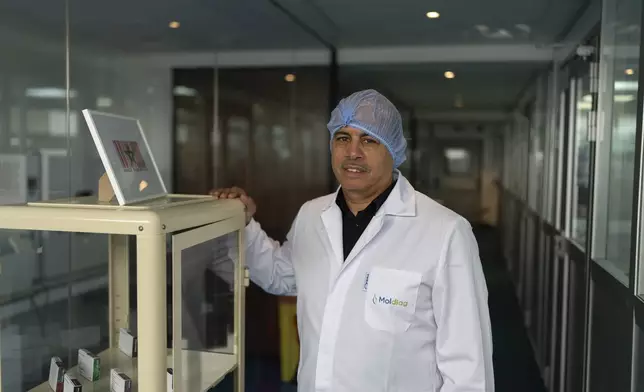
left=435, top=139, right=483, bottom=222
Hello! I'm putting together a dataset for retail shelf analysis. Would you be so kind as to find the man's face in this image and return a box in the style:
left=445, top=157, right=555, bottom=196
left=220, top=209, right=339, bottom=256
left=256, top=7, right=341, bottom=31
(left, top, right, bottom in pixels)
left=331, top=126, right=394, bottom=193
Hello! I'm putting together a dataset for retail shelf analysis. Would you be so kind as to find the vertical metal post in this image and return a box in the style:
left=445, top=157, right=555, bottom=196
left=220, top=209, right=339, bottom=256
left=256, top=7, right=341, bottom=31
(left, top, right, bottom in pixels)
left=628, top=0, right=644, bottom=297
left=582, top=42, right=600, bottom=392
left=136, top=233, right=167, bottom=391
left=555, top=87, right=567, bottom=232
left=235, top=225, right=247, bottom=392
left=64, top=0, right=74, bottom=366
left=628, top=7, right=644, bottom=392
left=544, top=64, right=559, bottom=224
left=108, top=235, right=130, bottom=347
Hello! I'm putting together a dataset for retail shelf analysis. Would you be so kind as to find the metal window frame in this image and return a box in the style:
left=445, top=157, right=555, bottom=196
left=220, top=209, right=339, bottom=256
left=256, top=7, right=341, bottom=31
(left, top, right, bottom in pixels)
left=628, top=1, right=644, bottom=391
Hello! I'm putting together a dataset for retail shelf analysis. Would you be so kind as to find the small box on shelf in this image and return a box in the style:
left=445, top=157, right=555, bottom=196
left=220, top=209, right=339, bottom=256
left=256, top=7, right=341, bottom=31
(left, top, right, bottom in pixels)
left=118, top=328, right=137, bottom=358
left=167, top=368, right=173, bottom=392
left=63, top=374, right=82, bottom=392
left=48, top=357, right=65, bottom=392
left=78, top=349, right=101, bottom=382
left=109, top=368, right=132, bottom=392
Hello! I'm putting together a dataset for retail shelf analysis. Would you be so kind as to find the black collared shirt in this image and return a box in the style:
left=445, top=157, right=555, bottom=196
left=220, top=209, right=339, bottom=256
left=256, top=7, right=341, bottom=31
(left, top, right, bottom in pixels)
left=336, top=180, right=397, bottom=260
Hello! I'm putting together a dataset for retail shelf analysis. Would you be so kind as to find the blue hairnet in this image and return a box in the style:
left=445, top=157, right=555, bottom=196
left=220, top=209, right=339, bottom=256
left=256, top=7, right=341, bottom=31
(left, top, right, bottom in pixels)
left=327, top=89, right=407, bottom=167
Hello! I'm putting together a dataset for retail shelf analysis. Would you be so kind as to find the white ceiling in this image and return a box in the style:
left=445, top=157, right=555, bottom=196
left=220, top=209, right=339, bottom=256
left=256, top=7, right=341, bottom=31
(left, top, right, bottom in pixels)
left=281, top=0, right=589, bottom=48
left=0, top=0, right=592, bottom=112
left=339, top=62, right=549, bottom=112
left=0, top=0, right=590, bottom=51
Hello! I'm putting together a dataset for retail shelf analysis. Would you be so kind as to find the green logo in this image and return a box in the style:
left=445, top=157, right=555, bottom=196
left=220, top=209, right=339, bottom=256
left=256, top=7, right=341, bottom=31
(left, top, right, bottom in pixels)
left=373, top=295, right=408, bottom=307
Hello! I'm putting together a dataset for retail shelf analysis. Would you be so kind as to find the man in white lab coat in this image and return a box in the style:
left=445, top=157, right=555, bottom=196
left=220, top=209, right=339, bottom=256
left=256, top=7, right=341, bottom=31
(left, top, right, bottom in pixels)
left=211, top=89, right=494, bottom=392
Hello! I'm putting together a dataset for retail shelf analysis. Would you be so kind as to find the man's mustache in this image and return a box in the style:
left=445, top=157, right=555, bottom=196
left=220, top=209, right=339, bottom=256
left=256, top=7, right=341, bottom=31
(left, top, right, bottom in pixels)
left=341, top=162, right=369, bottom=172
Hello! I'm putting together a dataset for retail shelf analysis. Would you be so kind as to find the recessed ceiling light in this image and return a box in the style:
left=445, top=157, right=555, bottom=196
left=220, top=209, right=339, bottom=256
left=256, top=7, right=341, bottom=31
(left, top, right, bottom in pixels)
left=285, top=74, right=296, bottom=82
left=426, top=11, right=440, bottom=19
left=626, top=68, right=635, bottom=75
left=444, top=71, right=455, bottom=79
left=169, top=21, right=180, bottom=29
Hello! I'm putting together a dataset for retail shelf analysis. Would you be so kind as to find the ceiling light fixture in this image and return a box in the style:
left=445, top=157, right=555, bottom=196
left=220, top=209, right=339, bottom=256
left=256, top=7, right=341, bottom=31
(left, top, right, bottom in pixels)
left=25, top=87, right=78, bottom=99
left=173, top=86, right=197, bottom=97
left=444, top=71, right=455, bottom=79
left=169, top=21, right=180, bottom=29
left=615, top=81, right=638, bottom=91
left=285, top=74, right=296, bottom=82
left=515, top=24, right=531, bottom=33
left=615, top=94, right=635, bottom=102
left=426, top=11, right=440, bottom=19
left=626, top=68, right=635, bottom=75
left=445, top=148, right=468, bottom=160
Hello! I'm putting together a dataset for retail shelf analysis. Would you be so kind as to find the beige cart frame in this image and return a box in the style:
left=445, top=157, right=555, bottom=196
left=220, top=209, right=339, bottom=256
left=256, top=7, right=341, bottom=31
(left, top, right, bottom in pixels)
left=0, top=195, right=247, bottom=392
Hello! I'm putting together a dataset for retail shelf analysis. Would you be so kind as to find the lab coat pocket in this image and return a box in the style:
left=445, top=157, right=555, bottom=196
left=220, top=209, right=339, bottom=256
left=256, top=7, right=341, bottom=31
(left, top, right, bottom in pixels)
left=365, top=267, right=422, bottom=333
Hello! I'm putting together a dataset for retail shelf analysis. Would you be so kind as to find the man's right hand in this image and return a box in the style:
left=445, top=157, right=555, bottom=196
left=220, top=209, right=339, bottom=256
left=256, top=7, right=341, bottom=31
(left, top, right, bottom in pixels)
left=210, top=186, right=256, bottom=225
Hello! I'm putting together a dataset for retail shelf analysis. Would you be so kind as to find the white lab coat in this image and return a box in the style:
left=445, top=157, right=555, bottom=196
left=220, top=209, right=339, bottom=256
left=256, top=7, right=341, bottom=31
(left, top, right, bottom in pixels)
left=244, top=172, right=494, bottom=392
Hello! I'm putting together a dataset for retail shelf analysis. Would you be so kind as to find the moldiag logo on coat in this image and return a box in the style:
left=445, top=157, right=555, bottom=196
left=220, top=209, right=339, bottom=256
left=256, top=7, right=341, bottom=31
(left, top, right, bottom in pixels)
left=372, top=294, right=408, bottom=307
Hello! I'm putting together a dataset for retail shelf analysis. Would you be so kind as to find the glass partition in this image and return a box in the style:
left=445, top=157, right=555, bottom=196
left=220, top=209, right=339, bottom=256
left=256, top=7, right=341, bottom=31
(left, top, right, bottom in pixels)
left=528, top=77, right=548, bottom=212
left=570, top=70, right=591, bottom=247
left=1, top=0, right=209, bottom=389
left=594, top=0, right=642, bottom=283
left=172, top=223, right=240, bottom=391
left=0, top=2, right=71, bottom=390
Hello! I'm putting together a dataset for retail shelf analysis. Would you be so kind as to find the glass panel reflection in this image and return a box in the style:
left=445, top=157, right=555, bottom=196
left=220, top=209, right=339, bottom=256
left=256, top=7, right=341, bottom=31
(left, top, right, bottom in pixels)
left=596, top=0, right=641, bottom=282
left=571, top=74, right=591, bottom=247
left=181, top=232, right=236, bottom=354
left=174, top=229, right=238, bottom=391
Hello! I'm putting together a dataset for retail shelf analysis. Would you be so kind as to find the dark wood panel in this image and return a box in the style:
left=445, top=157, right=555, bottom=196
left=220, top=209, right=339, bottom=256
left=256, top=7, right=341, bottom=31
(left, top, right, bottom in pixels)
left=215, top=67, right=331, bottom=240
left=172, top=68, right=215, bottom=195
left=173, top=66, right=332, bottom=358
